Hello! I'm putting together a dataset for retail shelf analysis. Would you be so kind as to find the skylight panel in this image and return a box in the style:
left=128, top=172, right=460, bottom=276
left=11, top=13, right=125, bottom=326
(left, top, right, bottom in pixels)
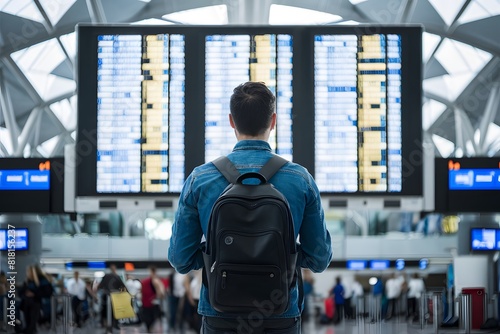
left=348, top=0, right=369, bottom=4
left=423, top=99, right=447, bottom=131
left=475, top=123, right=500, bottom=150
left=0, top=0, right=44, bottom=23
left=162, top=5, right=228, bottom=25
left=424, top=74, right=474, bottom=101
left=458, top=0, right=500, bottom=25
left=38, top=134, right=59, bottom=157
left=0, top=127, right=13, bottom=155
left=59, top=32, right=76, bottom=60
left=11, top=38, right=76, bottom=101
left=422, top=32, right=441, bottom=62
left=432, top=134, right=455, bottom=157
left=131, top=18, right=174, bottom=25
left=334, top=20, right=361, bottom=25
left=38, top=0, right=76, bottom=25
left=269, top=5, right=342, bottom=25
left=51, top=98, right=76, bottom=130
left=429, top=0, right=466, bottom=26
left=426, top=38, right=493, bottom=101
left=485, top=123, right=500, bottom=148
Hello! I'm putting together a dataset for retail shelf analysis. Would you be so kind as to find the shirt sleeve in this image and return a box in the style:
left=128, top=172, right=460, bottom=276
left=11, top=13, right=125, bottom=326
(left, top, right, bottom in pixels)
left=297, top=176, right=333, bottom=272
left=168, top=175, right=205, bottom=273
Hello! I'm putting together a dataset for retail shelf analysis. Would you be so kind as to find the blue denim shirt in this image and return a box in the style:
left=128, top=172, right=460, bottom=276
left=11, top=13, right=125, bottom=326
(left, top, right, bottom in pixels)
left=168, top=140, right=332, bottom=318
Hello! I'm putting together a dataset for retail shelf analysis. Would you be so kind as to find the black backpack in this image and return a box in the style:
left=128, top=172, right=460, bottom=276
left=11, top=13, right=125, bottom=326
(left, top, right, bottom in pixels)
left=202, top=155, right=300, bottom=315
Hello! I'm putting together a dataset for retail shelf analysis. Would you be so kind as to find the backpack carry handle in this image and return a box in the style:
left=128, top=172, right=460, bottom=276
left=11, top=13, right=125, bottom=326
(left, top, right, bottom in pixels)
left=236, top=172, right=267, bottom=185
left=213, top=155, right=288, bottom=184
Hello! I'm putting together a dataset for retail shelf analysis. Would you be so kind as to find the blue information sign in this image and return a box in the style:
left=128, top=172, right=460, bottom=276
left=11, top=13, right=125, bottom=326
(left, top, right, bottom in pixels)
left=0, top=170, right=50, bottom=190
left=449, top=168, right=500, bottom=190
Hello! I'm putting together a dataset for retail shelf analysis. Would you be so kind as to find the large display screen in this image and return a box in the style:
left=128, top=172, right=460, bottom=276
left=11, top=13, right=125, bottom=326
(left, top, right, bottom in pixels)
left=0, top=158, right=64, bottom=213
left=314, top=34, right=405, bottom=193
left=78, top=29, right=185, bottom=196
left=435, top=158, right=500, bottom=212
left=204, top=34, right=293, bottom=162
left=77, top=25, right=422, bottom=199
left=96, top=33, right=185, bottom=193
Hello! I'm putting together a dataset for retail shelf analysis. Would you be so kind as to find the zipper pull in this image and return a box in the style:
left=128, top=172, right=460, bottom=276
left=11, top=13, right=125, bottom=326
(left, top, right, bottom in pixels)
left=221, top=271, right=227, bottom=289
left=211, top=261, right=216, bottom=273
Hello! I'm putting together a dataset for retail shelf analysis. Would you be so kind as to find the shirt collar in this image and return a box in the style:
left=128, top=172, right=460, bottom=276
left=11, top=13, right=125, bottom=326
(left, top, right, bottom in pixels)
left=233, top=140, right=272, bottom=151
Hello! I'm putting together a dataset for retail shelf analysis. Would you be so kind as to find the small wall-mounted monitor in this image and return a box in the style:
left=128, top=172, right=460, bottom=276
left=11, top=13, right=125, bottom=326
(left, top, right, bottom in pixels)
left=370, top=260, right=390, bottom=270
left=435, top=158, right=500, bottom=212
left=0, top=158, right=64, bottom=213
left=0, top=228, right=29, bottom=251
left=470, top=228, right=500, bottom=251
left=346, top=260, right=367, bottom=270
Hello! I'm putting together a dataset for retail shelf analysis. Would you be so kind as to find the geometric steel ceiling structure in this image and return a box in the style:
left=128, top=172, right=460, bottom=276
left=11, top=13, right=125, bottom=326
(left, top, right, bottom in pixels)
left=0, top=0, right=499, bottom=157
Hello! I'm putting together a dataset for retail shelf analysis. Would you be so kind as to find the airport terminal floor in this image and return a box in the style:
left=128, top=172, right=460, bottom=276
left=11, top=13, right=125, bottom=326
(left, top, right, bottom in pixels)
left=27, top=317, right=466, bottom=334
left=5, top=311, right=483, bottom=334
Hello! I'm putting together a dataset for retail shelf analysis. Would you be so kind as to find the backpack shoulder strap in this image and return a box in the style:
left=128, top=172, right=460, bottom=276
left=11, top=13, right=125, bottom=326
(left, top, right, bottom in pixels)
left=259, top=155, right=288, bottom=182
left=212, top=156, right=240, bottom=184
left=213, top=155, right=288, bottom=184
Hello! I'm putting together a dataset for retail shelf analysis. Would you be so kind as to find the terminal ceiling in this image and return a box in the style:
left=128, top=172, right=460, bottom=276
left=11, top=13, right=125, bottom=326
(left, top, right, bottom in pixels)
left=0, top=0, right=499, bottom=157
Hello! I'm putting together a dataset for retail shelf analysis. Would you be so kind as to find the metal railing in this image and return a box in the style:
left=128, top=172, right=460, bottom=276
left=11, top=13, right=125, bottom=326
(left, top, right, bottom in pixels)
left=1, top=293, right=73, bottom=334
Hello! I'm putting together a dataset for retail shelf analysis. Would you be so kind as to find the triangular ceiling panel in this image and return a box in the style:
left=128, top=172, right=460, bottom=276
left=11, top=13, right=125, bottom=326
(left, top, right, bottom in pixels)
left=53, top=0, right=91, bottom=30
left=0, top=12, right=49, bottom=56
left=51, top=61, right=74, bottom=80
left=354, top=0, right=405, bottom=23
left=453, top=16, right=500, bottom=56
left=0, top=65, right=39, bottom=128
left=424, top=58, right=448, bottom=80
left=407, top=0, right=447, bottom=30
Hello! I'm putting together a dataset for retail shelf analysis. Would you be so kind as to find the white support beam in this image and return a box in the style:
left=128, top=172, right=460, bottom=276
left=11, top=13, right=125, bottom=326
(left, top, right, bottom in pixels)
left=0, top=67, right=20, bottom=152
left=3, top=57, right=75, bottom=151
left=0, top=140, right=9, bottom=156
left=32, top=0, right=75, bottom=71
left=454, top=108, right=478, bottom=156
left=30, top=104, right=44, bottom=156
left=478, top=83, right=500, bottom=154
left=396, top=0, right=417, bottom=24
left=227, top=0, right=272, bottom=25
left=453, top=108, right=466, bottom=156
left=13, top=107, right=43, bottom=157
left=86, top=0, right=107, bottom=23
left=50, top=132, right=74, bottom=157
left=33, top=0, right=54, bottom=33
left=2, top=57, right=41, bottom=104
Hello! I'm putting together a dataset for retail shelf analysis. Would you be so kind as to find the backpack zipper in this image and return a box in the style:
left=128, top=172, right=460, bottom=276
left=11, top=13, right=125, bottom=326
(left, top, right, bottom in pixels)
left=222, top=271, right=227, bottom=289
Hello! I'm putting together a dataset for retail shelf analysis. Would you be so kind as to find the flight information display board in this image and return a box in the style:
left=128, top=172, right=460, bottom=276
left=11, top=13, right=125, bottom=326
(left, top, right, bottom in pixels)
left=205, top=34, right=293, bottom=162
left=80, top=32, right=185, bottom=195
left=76, top=25, right=422, bottom=205
left=314, top=34, right=403, bottom=193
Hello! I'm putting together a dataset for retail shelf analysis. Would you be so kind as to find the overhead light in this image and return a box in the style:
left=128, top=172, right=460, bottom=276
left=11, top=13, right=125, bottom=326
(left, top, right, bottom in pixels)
left=162, top=5, right=228, bottom=25
left=269, top=5, right=342, bottom=25
left=348, top=0, right=369, bottom=4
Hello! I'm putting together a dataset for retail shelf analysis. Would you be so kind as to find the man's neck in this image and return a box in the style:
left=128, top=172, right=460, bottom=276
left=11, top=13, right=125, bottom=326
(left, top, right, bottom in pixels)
left=236, top=133, right=270, bottom=141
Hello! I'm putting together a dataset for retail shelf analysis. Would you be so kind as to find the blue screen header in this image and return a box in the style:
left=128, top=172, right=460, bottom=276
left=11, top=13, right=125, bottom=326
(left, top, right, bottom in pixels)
left=449, top=168, right=500, bottom=190
left=0, top=170, right=50, bottom=190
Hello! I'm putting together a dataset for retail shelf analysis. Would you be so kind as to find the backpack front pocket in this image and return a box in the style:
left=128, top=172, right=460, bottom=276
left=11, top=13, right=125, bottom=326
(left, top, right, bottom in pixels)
left=212, top=263, right=288, bottom=314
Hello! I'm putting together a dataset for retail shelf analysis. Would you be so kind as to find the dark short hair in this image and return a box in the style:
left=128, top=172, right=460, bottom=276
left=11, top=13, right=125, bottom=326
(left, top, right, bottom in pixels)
left=230, top=82, right=276, bottom=136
